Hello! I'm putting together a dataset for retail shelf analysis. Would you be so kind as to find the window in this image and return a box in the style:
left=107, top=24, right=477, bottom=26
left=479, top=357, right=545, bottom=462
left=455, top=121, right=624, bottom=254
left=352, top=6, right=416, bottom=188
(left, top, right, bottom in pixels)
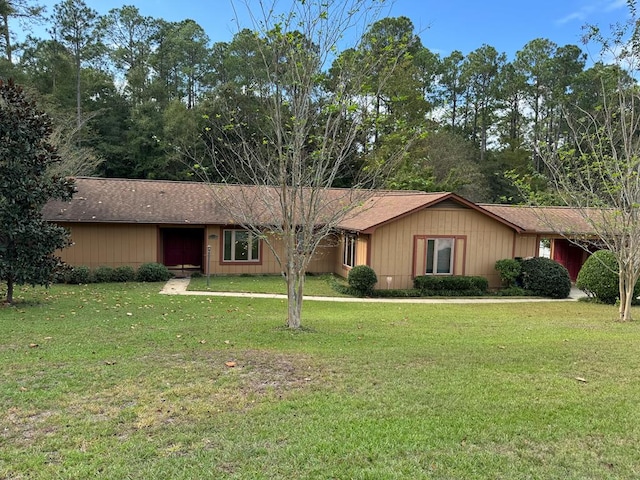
left=223, top=229, right=260, bottom=262
left=343, top=234, right=356, bottom=267
left=426, top=238, right=454, bottom=274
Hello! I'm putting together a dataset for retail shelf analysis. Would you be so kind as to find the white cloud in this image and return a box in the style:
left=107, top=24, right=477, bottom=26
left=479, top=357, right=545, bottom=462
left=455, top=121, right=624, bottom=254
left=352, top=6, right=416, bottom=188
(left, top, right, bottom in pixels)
left=556, top=0, right=628, bottom=25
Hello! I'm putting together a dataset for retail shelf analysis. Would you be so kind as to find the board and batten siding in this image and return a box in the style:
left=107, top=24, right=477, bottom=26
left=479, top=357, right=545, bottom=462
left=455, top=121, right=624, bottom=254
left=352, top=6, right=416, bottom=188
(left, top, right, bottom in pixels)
left=205, top=226, right=336, bottom=276
left=366, top=206, right=534, bottom=289
left=334, top=233, right=370, bottom=277
left=57, top=223, right=158, bottom=269
left=513, top=234, right=540, bottom=259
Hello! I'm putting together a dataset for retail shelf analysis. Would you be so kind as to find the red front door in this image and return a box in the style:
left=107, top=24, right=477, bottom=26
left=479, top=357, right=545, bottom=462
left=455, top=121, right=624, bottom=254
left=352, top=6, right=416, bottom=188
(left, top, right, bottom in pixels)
left=163, top=229, right=204, bottom=269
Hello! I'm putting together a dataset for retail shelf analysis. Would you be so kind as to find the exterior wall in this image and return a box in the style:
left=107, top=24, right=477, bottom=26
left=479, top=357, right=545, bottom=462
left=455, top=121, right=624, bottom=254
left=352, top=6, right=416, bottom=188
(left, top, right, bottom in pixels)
left=513, top=234, right=539, bottom=259
left=58, top=223, right=159, bottom=269
left=204, top=226, right=336, bottom=276
left=366, top=206, right=530, bottom=289
left=334, top=233, right=370, bottom=279
left=58, top=223, right=336, bottom=275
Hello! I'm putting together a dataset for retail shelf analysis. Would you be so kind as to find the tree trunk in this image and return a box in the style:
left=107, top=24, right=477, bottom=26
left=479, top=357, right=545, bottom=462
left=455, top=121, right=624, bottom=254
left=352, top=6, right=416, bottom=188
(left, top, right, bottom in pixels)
left=286, top=265, right=304, bottom=329
left=1, top=12, right=11, bottom=63
left=620, top=269, right=635, bottom=321
left=6, top=277, right=14, bottom=304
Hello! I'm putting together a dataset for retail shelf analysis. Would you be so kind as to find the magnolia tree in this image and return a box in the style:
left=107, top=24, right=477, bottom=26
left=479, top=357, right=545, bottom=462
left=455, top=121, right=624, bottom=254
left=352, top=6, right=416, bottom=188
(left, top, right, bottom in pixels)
left=0, top=79, right=75, bottom=304
left=196, top=0, right=416, bottom=329
left=536, top=3, right=640, bottom=321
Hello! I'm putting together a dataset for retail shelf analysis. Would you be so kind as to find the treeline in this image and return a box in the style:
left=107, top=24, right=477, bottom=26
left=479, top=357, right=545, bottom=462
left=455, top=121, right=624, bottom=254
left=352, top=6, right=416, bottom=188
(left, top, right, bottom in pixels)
left=0, top=0, right=622, bottom=202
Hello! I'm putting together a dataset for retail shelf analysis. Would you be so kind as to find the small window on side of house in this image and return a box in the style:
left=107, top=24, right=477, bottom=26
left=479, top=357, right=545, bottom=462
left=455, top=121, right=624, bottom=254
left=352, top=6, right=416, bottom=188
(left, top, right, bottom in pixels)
left=343, top=234, right=356, bottom=267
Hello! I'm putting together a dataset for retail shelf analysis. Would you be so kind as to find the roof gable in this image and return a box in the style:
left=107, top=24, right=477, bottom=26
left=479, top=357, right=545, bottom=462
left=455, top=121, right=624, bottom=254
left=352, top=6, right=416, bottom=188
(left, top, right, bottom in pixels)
left=337, top=192, right=525, bottom=233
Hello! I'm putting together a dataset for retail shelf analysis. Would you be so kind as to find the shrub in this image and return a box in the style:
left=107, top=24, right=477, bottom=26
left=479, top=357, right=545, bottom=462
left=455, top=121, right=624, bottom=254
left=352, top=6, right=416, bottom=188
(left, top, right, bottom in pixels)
left=67, top=265, right=93, bottom=284
left=369, top=289, right=423, bottom=298
left=348, top=265, right=378, bottom=295
left=495, top=258, right=521, bottom=287
left=112, top=265, right=136, bottom=282
left=93, top=266, right=114, bottom=283
left=576, top=250, right=640, bottom=304
left=519, top=257, right=571, bottom=299
left=136, top=262, right=172, bottom=282
left=414, top=275, right=488, bottom=295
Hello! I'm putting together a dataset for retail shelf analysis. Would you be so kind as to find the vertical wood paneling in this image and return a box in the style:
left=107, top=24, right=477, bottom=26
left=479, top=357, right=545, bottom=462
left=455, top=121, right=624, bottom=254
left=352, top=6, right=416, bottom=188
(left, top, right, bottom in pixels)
left=368, top=207, right=534, bottom=289
left=57, top=223, right=157, bottom=268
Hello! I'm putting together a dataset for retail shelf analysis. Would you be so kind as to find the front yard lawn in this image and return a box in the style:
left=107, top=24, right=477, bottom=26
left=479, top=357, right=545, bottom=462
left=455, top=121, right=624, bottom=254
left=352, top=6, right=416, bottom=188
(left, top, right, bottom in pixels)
left=187, top=273, right=349, bottom=297
left=1, top=282, right=639, bottom=479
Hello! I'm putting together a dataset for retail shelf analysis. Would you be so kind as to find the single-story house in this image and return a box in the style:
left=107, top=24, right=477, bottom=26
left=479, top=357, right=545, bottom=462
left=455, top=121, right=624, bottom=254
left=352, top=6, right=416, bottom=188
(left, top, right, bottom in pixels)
left=42, top=177, right=594, bottom=289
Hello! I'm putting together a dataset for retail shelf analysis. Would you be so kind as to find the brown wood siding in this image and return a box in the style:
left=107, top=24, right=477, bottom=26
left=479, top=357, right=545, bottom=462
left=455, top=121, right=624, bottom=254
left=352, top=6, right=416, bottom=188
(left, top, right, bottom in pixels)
left=513, top=235, right=539, bottom=259
left=333, top=233, right=370, bottom=278
left=369, top=208, right=519, bottom=289
left=57, top=223, right=158, bottom=268
left=205, top=226, right=336, bottom=276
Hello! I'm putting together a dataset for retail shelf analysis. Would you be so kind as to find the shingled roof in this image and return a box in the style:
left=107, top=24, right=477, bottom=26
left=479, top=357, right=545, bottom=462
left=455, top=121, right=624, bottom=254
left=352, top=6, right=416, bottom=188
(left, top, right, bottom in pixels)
left=43, top=177, right=225, bottom=224
left=42, top=177, right=598, bottom=235
left=480, top=204, right=596, bottom=235
left=338, top=192, right=525, bottom=233
left=42, top=177, right=378, bottom=226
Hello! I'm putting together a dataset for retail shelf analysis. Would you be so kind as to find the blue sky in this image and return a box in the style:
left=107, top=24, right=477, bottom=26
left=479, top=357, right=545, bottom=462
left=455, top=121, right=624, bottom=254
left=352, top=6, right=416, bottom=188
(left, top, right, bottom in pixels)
left=22, top=0, right=632, bottom=60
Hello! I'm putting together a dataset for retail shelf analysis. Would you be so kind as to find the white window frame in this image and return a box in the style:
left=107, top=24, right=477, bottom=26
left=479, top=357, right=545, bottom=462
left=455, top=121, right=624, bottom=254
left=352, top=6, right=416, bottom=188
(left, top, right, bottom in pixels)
left=343, top=234, right=356, bottom=268
left=223, top=229, right=260, bottom=263
left=426, top=238, right=454, bottom=275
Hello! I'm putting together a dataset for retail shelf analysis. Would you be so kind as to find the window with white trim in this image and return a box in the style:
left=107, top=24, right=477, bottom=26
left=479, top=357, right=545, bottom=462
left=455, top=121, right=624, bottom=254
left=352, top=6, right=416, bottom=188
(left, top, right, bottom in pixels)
left=426, top=238, right=454, bottom=274
left=223, top=229, right=260, bottom=262
left=343, top=234, right=356, bottom=267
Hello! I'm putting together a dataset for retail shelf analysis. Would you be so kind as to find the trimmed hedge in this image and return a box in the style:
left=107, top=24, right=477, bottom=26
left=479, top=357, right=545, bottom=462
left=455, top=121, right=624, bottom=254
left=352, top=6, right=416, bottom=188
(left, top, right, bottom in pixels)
left=112, top=265, right=136, bottom=282
left=494, top=258, right=521, bottom=287
left=66, top=265, right=93, bottom=284
left=93, top=266, right=115, bottom=283
left=136, top=262, right=173, bottom=282
left=520, top=257, right=571, bottom=299
left=576, top=250, right=640, bottom=304
left=347, top=265, right=378, bottom=295
left=413, top=275, right=488, bottom=295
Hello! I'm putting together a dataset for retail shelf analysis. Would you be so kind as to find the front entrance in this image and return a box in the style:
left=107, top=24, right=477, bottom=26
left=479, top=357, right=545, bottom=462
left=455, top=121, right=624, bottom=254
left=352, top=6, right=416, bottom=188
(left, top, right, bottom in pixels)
left=161, top=228, right=204, bottom=273
left=553, top=239, right=588, bottom=281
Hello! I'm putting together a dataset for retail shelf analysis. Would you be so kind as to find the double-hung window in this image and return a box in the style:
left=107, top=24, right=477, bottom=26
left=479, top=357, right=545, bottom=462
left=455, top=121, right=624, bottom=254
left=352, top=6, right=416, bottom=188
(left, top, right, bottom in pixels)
left=426, top=238, right=454, bottom=274
left=343, top=234, right=356, bottom=267
left=223, top=229, right=260, bottom=262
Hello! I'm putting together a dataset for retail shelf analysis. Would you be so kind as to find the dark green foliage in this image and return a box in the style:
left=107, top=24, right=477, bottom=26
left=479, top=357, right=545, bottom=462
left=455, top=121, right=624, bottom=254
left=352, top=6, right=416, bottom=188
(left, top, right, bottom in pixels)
left=414, top=275, right=488, bottom=295
left=93, top=266, right=114, bottom=283
left=136, top=262, right=172, bottom=282
left=368, top=289, right=423, bottom=298
left=576, top=250, right=640, bottom=304
left=576, top=250, right=618, bottom=304
left=67, top=266, right=92, bottom=284
left=347, top=265, right=378, bottom=295
left=112, top=265, right=136, bottom=282
left=494, top=286, right=530, bottom=296
left=0, top=80, right=75, bottom=303
left=520, top=257, right=571, bottom=299
left=495, top=258, right=522, bottom=287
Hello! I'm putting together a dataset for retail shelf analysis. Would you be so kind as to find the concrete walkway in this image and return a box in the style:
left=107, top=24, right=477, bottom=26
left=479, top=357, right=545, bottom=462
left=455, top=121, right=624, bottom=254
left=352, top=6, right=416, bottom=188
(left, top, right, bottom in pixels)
left=160, top=278, right=587, bottom=304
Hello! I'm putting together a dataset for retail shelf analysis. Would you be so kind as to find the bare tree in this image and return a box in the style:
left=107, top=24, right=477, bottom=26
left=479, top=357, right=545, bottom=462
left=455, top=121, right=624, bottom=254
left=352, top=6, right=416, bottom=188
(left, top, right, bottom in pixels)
left=536, top=1, right=640, bottom=321
left=197, top=0, right=414, bottom=329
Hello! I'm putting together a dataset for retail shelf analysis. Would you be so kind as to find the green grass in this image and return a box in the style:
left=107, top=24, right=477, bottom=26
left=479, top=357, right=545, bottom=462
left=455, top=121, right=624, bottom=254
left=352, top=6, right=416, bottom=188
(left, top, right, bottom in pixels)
left=2, top=282, right=640, bottom=479
left=188, top=273, right=349, bottom=297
